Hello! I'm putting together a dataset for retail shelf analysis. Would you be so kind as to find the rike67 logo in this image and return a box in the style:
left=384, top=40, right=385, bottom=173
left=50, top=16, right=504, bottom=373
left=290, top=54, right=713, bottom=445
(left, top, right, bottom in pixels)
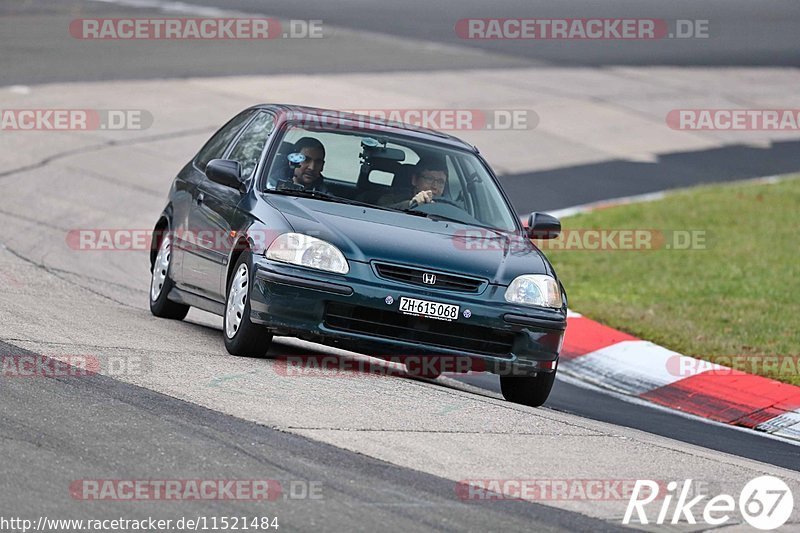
left=624, top=476, right=794, bottom=530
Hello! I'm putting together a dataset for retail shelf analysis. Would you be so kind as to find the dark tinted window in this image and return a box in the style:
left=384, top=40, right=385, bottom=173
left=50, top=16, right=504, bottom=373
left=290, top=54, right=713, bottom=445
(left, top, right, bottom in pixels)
left=226, top=112, right=276, bottom=178
left=194, top=110, right=255, bottom=171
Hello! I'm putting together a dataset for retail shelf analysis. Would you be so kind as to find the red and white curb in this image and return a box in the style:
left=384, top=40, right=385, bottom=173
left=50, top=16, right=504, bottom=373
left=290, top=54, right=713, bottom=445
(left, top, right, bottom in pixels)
left=560, top=310, right=800, bottom=443
left=548, top=176, right=799, bottom=442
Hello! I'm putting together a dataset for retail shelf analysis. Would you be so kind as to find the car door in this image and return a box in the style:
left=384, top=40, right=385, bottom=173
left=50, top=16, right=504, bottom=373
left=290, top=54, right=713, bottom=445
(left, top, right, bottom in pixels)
left=172, top=109, right=256, bottom=290
left=182, top=111, right=276, bottom=300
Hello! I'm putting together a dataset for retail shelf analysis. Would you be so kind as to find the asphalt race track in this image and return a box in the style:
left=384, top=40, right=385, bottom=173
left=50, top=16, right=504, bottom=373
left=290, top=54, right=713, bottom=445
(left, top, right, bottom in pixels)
left=1, top=1, right=799, bottom=531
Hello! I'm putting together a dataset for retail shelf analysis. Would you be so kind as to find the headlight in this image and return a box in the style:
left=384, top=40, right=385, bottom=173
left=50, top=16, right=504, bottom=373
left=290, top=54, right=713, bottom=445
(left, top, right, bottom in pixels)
left=504, top=275, right=563, bottom=308
left=266, top=233, right=349, bottom=274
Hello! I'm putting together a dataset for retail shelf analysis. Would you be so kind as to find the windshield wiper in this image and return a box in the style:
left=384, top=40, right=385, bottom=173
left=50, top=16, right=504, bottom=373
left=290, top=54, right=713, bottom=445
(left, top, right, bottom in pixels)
left=269, top=188, right=341, bottom=201
left=396, top=208, right=472, bottom=225
left=396, top=208, right=429, bottom=218
left=423, top=213, right=474, bottom=225
left=400, top=209, right=512, bottom=236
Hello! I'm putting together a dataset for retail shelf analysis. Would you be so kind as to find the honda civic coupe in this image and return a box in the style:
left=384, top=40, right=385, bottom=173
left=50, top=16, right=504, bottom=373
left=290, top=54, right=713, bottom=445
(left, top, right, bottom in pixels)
left=149, top=104, right=567, bottom=406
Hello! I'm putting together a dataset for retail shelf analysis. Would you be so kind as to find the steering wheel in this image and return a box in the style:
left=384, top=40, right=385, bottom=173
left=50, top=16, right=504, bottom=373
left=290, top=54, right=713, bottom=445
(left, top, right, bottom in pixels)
left=409, top=197, right=462, bottom=210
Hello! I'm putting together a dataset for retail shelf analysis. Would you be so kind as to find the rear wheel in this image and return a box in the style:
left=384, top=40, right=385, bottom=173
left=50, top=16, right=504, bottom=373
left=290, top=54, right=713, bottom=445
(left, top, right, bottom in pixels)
left=500, top=370, right=557, bottom=407
left=223, top=251, right=273, bottom=357
left=149, top=233, right=190, bottom=320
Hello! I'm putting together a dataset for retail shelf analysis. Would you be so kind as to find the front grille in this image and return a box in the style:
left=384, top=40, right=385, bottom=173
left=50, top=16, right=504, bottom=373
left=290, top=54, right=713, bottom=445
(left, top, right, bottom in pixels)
left=374, top=263, right=484, bottom=293
left=324, top=303, right=514, bottom=356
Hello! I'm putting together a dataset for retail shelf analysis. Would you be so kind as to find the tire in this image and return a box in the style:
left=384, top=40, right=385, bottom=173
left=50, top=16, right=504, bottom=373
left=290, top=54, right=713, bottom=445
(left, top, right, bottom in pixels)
left=149, top=232, right=190, bottom=320
left=500, top=370, right=557, bottom=407
left=223, top=251, right=273, bottom=357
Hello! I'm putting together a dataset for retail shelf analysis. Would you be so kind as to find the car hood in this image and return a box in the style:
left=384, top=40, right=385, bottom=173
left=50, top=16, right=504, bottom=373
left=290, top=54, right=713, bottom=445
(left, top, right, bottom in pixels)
left=262, top=195, right=548, bottom=285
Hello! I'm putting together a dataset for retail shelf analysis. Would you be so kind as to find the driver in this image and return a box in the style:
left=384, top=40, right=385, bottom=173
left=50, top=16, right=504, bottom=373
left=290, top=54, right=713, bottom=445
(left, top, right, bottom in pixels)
left=379, top=157, right=447, bottom=209
left=271, top=137, right=329, bottom=193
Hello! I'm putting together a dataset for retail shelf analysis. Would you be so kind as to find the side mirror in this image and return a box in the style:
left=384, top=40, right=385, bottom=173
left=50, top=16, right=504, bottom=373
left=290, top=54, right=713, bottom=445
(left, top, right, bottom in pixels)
left=206, top=159, right=243, bottom=189
left=526, top=212, right=561, bottom=239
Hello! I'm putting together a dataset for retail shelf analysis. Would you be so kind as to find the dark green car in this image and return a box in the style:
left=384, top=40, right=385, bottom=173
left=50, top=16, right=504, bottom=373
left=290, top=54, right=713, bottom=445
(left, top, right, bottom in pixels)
left=149, top=105, right=567, bottom=407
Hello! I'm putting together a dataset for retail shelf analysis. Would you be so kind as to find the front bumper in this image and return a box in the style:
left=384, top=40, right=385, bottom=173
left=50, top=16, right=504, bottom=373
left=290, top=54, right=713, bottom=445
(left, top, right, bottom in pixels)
left=250, top=259, right=566, bottom=375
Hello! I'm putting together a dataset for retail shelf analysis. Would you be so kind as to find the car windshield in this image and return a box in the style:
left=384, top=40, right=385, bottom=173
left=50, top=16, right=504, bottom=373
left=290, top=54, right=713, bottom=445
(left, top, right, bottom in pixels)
left=263, top=124, right=519, bottom=232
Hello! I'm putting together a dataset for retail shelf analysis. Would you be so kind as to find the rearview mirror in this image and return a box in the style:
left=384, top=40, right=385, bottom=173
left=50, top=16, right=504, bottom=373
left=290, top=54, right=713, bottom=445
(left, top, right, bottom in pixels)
left=206, top=159, right=243, bottom=190
left=359, top=137, right=406, bottom=163
left=526, top=212, right=561, bottom=239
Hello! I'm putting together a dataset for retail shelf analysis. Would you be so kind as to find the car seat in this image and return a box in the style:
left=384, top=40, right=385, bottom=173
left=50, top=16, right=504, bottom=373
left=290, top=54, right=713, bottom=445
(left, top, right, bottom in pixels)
left=266, top=141, right=297, bottom=189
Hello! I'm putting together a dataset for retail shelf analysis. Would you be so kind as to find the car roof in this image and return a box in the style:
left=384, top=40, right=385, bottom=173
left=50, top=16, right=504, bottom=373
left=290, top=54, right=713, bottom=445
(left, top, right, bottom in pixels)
left=251, top=104, right=478, bottom=152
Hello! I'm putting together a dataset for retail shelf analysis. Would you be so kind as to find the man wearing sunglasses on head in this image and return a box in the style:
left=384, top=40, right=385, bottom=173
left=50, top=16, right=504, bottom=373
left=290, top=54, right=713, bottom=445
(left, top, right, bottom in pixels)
left=267, top=137, right=329, bottom=193
left=379, top=157, right=448, bottom=210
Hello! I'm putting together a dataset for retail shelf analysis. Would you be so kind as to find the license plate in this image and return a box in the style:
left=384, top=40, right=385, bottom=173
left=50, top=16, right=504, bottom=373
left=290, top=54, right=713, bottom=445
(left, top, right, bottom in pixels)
left=398, top=297, right=459, bottom=321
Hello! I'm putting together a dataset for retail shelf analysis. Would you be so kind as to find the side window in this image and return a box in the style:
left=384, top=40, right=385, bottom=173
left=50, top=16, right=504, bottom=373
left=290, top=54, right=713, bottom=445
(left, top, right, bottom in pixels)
left=226, top=112, right=276, bottom=178
left=194, top=110, right=255, bottom=171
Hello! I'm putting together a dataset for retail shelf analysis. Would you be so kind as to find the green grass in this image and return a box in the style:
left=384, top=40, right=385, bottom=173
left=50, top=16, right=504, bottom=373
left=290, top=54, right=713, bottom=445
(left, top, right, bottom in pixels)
left=547, top=176, right=800, bottom=385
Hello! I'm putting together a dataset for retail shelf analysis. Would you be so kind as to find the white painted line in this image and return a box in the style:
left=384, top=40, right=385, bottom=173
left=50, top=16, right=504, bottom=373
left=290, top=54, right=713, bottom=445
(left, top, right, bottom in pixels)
left=757, top=408, right=800, bottom=440
left=89, top=0, right=247, bottom=17
left=549, top=191, right=667, bottom=219
left=7, top=86, right=31, bottom=95
left=548, top=174, right=796, bottom=220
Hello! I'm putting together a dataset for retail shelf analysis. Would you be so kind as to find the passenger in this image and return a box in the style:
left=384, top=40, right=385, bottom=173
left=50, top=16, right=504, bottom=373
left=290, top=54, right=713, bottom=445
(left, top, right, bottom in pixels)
left=378, top=157, right=448, bottom=209
left=273, top=137, right=329, bottom=193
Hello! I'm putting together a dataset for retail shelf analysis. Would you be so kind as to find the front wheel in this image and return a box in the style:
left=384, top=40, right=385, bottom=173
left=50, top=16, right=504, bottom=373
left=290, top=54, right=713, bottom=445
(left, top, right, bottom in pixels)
left=223, top=251, right=273, bottom=357
left=149, top=233, right=190, bottom=320
left=500, top=370, right=556, bottom=407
